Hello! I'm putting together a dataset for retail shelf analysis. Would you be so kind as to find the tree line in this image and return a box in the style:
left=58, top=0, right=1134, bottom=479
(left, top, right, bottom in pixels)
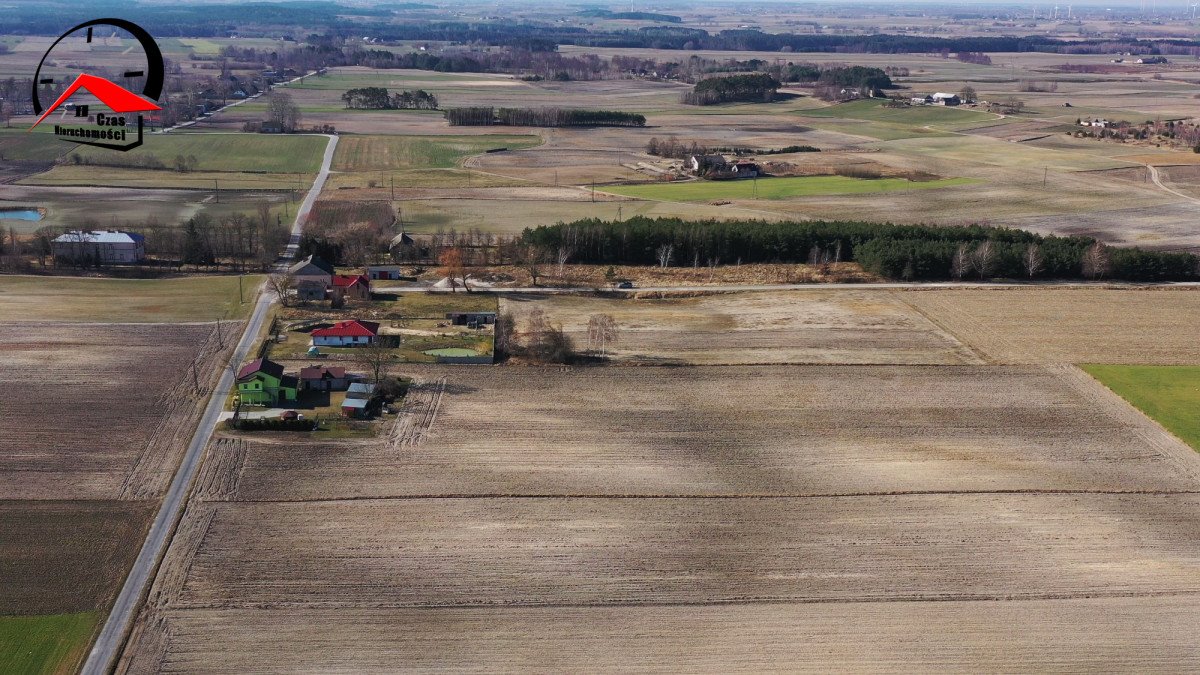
left=520, top=217, right=1199, bottom=282
left=682, top=73, right=781, bottom=105
left=445, top=107, right=645, bottom=127
left=341, top=87, right=438, bottom=110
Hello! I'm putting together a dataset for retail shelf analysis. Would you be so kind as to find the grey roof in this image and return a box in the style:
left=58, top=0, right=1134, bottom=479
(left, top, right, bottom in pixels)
left=347, top=382, right=376, bottom=394
left=289, top=254, right=334, bottom=276
left=341, top=398, right=368, bottom=409
left=53, top=230, right=143, bottom=244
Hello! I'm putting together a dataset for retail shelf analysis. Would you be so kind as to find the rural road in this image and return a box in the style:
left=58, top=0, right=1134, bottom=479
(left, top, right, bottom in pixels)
left=1145, top=163, right=1200, bottom=206
left=80, top=133, right=338, bottom=675
left=376, top=279, right=1200, bottom=294
left=160, top=70, right=318, bottom=134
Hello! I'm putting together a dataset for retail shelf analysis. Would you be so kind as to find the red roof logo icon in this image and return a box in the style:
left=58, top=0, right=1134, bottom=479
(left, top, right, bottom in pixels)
left=29, top=73, right=160, bottom=130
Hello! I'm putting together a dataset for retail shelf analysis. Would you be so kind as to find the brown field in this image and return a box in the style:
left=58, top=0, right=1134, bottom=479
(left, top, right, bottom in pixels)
left=121, top=335, right=1200, bottom=671
left=501, top=290, right=980, bottom=365
left=0, top=322, right=239, bottom=501
left=903, top=287, right=1200, bottom=364
left=0, top=501, right=154, bottom=614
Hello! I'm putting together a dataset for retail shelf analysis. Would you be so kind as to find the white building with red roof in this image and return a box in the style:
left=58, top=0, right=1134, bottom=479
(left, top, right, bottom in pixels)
left=310, top=320, right=380, bottom=347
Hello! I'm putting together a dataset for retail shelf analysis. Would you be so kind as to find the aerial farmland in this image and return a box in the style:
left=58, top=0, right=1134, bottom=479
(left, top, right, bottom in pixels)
left=2, top=1, right=1200, bottom=672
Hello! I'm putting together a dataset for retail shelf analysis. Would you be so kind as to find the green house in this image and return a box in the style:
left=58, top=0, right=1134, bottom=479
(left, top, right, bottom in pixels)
left=235, top=358, right=298, bottom=406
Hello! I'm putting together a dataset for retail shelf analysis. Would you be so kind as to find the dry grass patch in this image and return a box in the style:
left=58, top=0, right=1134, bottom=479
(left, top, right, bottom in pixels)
left=501, top=290, right=976, bottom=365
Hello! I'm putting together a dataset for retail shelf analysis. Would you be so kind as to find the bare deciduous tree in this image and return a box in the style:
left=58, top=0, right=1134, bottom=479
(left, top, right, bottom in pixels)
left=1081, top=241, right=1111, bottom=280
left=656, top=243, right=674, bottom=268
left=358, top=335, right=398, bottom=384
left=951, top=243, right=971, bottom=280
left=586, top=313, right=619, bottom=356
left=520, top=245, right=545, bottom=286
left=267, top=272, right=295, bottom=306
left=1023, top=243, right=1045, bottom=279
left=556, top=243, right=573, bottom=277
left=707, top=256, right=720, bottom=281
left=971, top=240, right=996, bottom=280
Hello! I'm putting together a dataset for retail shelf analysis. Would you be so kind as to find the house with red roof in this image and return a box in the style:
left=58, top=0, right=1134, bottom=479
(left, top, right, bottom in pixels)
left=311, top=320, right=380, bottom=347
left=235, top=358, right=298, bottom=406
left=331, top=273, right=371, bottom=301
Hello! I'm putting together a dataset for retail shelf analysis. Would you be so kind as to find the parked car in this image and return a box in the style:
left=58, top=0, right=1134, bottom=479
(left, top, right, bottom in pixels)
left=279, top=410, right=305, bottom=421
left=617, top=281, right=634, bottom=289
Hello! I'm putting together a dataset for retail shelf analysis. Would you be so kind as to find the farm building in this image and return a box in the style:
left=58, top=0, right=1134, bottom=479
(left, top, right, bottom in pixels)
left=731, top=161, right=759, bottom=179
left=295, top=280, right=326, bottom=302
left=931, top=93, right=961, bottom=106
left=289, top=255, right=334, bottom=289
left=52, top=230, right=145, bottom=264
left=911, top=95, right=934, bottom=105
left=389, top=232, right=419, bottom=261
left=341, top=397, right=369, bottom=418
left=235, top=358, right=298, bottom=406
left=446, top=311, right=497, bottom=327
left=298, top=365, right=349, bottom=391
left=332, top=274, right=371, bottom=301
left=346, top=382, right=376, bottom=400
left=311, top=320, right=380, bottom=347
left=688, top=154, right=727, bottom=175
left=367, top=264, right=403, bottom=280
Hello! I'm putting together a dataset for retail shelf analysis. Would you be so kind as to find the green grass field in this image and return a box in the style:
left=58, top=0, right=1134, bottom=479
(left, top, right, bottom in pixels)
left=66, top=134, right=327, bottom=174
left=333, top=134, right=542, bottom=172
left=0, top=275, right=262, bottom=322
left=1082, top=365, right=1200, bottom=451
left=0, top=130, right=70, bottom=162
left=801, top=99, right=998, bottom=125
left=0, top=612, right=96, bottom=675
left=601, top=175, right=976, bottom=202
left=21, top=167, right=311, bottom=191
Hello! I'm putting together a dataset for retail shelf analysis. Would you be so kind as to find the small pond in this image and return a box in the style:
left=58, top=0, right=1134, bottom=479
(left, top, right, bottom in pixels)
left=0, top=208, right=43, bottom=221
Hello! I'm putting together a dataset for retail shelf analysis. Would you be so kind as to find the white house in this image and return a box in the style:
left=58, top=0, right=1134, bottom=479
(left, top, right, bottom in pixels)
left=310, top=320, right=380, bottom=347
left=52, top=230, right=145, bottom=264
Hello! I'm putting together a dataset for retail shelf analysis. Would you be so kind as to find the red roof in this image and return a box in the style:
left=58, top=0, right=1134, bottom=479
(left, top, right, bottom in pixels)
left=332, top=274, right=369, bottom=289
left=311, top=320, right=379, bottom=338
left=299, top=365, right=347, bottom=380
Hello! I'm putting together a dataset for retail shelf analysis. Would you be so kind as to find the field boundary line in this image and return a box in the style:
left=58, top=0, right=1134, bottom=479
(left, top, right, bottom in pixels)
left=225, top=489, right=1200, bottom=504
left=1057, top=364, right=1200, bottom=483
left=885, top=290, right=989, bottom=364
left=159, top=587, right=1200, bottom=613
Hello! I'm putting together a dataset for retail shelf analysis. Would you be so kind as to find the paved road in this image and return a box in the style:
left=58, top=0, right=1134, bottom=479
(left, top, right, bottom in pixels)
left=80, top=134, right=338, bottom=675
left=375, top=280, right=1200, bottom=295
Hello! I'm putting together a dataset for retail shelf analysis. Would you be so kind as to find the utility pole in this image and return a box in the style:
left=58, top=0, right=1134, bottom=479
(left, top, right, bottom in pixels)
left=390, top=175, right=395, bottom=200
left=214, top=179, right=219, bottom=203
left=238, top=275, right=244, bottom=304
left=591, top=179, right=596, bottom=203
